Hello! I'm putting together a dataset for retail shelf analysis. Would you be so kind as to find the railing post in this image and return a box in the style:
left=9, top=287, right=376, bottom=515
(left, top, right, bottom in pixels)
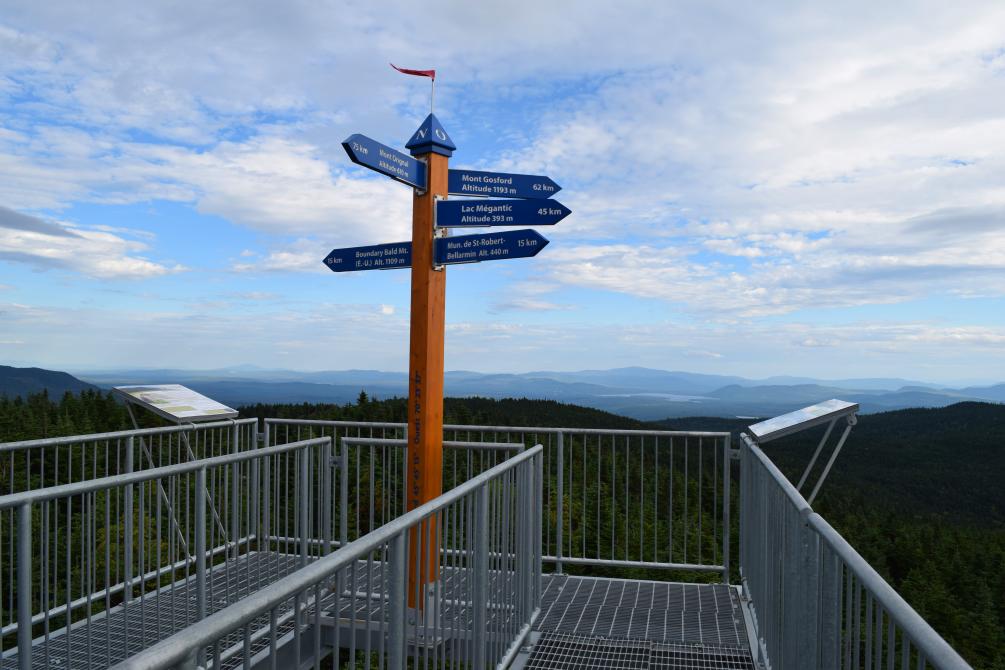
left=195, top=466, right=208, bottom=666
left=797, top=510, right=821, bottom=666
left=231, top=422, right=240, bottom=559
left=322, top=438, right=333, bottom=555
left=555, top=430, right=564, bottom=575
left=389, top=531, right=407, bottom=670
left=819, top=545, right=841, bottom=670
left=175, top=647, right=199, bottom=670
left=300, top=446, right=310, bottom=569
left=250, top=421, right=260, bottom=547
left=722, top=433, right=731, bottom=584
left=473, top=485, right=489, bottom=669
left=536, top=451, right=543, bottom=603
left=124, top=435, right=134, bottom=603
left=262, top=421, right=271, bottom=552
left=522, top=460, right=534, bottom=622
left=340, top=437, right=349, bottom=545
left=17, top=503, right=32, bottom=670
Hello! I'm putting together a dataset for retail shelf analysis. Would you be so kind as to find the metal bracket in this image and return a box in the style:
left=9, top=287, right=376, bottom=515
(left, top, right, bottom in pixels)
left=413, top=156, right=428, bottom=197
left=800, top=413, right=857, bottom=505
left=433, top=212, right=448, bottom=271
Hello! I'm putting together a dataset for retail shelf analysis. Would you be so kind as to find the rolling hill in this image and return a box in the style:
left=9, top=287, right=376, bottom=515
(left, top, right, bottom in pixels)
left=0, top=365, right=98, bottom=398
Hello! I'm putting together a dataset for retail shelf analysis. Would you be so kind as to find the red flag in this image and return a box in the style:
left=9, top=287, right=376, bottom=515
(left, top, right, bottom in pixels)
left=390, top=63, right=435, bottom=81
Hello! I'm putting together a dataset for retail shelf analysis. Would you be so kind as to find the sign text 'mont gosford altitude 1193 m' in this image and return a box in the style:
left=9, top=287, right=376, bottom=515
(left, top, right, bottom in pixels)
left=447, top=169, right=560, bottom=199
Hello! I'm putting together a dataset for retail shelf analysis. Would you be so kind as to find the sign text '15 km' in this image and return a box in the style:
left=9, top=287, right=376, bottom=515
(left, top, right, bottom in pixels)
left=434, top=229, right=549, bottom=265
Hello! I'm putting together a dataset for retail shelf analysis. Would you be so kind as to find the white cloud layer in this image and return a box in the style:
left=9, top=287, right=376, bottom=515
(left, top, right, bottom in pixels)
left=0, top=205, right=184, bottom=278
left=1, top=2, right=1003, bottom=377
left=2, top=2, right=1003, bottom=311
left=3, top=298, right=1001, bottom=383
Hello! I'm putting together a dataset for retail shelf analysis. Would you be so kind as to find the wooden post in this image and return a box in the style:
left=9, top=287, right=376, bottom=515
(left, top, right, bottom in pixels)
left=404, top=114, right=454, bottom=608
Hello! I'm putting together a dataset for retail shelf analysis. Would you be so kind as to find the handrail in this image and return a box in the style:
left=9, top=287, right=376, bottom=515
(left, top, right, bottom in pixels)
left=739, top=432, right=972, bottom=670
left=111, top=444, right=544, bottom=670
left=0, top=417, right=257, bottom=452
left=0, top=436, right=329, bottom=509
left=271, top=418, right=733, bottom=577
left=264, top=417, right=730, bottom=438
left=807, top=513, right=972, bottom=669
left=340, top=436, right=521, bottom=451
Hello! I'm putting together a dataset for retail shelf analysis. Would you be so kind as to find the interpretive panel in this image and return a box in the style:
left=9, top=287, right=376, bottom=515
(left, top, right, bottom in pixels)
left=114, top=384, right=239, bottom=423
left=748, top=399, right=858, bottom=443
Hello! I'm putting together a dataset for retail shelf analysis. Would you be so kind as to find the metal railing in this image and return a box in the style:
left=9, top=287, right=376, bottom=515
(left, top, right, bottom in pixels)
left=265, top=419, right=732, bottom=578
left=0, top=435, right=331, bottom=670
left=265, top=419, right=522, bottom=541
left=111, top=444, right=544, bottom=670
left=0, top=419, right=259, bottom=495
left=739, top=433, right=972, bottom=670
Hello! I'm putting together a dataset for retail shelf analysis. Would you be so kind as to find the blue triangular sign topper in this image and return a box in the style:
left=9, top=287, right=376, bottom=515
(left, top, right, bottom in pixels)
left=405, top=113, right=456, bottom=157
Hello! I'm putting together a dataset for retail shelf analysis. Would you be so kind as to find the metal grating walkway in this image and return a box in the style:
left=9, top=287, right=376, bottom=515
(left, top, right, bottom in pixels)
left=1, top=552, right=309, bottom=670
left=525, top=576, right=755, bottom=669
left=525, top=633, right=756, bottom=670
left=535, top=575, right=749, bottom=647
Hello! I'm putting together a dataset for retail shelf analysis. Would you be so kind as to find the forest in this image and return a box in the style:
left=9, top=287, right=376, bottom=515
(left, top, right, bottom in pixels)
left=0, top=390, right=1002, bottom=668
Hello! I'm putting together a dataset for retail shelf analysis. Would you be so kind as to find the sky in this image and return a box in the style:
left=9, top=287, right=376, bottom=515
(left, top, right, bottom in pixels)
left=1, top=1, right=1004, bottom=384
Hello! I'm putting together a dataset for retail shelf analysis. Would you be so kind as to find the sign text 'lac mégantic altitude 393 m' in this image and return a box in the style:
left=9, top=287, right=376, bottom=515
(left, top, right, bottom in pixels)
left=435, top=199, right=571, bottom=228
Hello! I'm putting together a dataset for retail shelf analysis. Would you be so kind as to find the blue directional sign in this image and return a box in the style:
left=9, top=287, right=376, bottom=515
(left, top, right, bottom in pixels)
left=323, top=241, right=411, bottom=272
left=436, top=199, right=571, bottom=228
left=434, top=229, right=549, bottom=265
left=342, top=134, right=427, bottom=189
left=447, top=169, right=560, bottom=199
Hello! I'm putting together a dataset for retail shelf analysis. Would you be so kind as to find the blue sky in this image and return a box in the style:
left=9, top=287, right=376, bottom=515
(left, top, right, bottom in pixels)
left=1, top=1, right=1004, bottom=384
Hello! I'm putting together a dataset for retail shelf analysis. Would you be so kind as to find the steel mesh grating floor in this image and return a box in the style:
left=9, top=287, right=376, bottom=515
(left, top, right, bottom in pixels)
left=535, top=575, right=749, bottom=648
left=526, top=634, right=756, bottom=670
left=1, top=551, right=310, bottom=670
left=331, top=560, right=526, bottom=636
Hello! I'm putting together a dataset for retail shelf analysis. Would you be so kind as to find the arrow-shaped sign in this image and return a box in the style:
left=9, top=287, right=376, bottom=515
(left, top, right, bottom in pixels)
left=436, top=199, right=571, bottom=228
left=323, top=241, right=412, bottom=272
left=434, top=229, right=549, bottom=265
left=342, top=134, right=427, bottom=190
left=322, top=230, right=549, bottom=272
left=447, top=169, right=560, bottom=199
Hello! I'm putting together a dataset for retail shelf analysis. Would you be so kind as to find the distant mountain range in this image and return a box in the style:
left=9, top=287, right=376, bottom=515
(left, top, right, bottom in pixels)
left=3, top=363, right=1001, bottom=419
left=0, top=365, right=99, bottom=398
left=37, top=364, right=999, bottom=420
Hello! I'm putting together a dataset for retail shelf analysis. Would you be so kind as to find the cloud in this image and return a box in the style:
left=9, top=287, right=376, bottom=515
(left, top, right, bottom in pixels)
left=0, top=206, right=185, bottom=279
left=491, top=298, right=575, bottom=313
left=0, top=205, right=79, bottom=237
left=2, top=1, right=1005, bottom=338
left=232, top=238, right=329, bottom=273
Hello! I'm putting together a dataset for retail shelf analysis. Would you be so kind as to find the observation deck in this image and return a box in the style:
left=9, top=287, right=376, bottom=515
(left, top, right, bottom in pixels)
left=0, top=417, right=972, bottom=669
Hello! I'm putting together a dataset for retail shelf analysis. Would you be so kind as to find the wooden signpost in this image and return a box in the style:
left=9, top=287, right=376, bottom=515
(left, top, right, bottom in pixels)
left=327, top=85, right=565, bottom=608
